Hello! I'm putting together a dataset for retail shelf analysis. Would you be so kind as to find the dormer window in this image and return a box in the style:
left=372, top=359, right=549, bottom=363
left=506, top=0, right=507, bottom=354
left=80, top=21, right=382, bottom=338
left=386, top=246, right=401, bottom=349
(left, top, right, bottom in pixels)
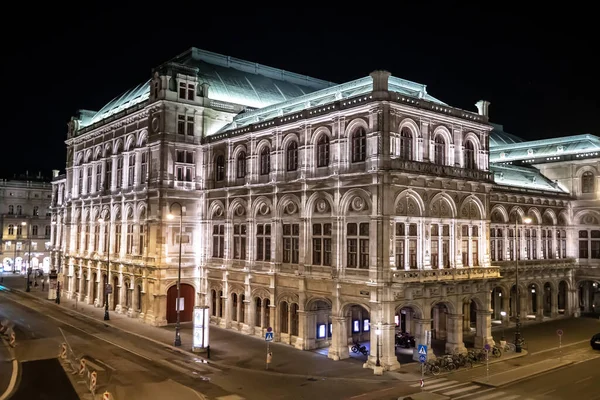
left=179, top=82, right=195, bottom=101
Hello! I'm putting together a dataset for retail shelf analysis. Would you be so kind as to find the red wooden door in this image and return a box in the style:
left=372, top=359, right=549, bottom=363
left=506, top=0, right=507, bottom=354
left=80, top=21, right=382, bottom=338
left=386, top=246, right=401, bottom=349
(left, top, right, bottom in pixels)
left=167, top=283, right=195, bottom=323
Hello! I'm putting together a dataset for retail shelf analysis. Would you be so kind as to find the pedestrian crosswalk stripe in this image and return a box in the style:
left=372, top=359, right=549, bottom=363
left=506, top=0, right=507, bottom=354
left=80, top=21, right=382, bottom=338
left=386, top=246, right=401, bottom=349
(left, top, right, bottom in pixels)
left=453, top=387, right=496, bottom=400
left=444, top=385, right=481, bottom=396
left=421, top=380, right=459, bottom=390
left=409, top=378, right=448, bottom=387
left=470, top=391, right=508, bottom=400
left=430, top=382, right=472, bottom=393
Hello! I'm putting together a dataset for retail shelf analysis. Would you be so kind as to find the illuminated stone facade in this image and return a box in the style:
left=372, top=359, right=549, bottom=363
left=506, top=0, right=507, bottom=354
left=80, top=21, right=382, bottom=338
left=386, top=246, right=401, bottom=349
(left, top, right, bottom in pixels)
left=50, top=48, right=595, bottom=371
left=1, top=178, right=53, bottom=273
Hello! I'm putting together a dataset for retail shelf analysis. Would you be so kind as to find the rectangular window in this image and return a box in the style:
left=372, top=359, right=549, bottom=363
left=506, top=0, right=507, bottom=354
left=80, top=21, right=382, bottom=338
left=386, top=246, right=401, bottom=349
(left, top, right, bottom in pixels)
left=212, top=224, right=224, bottom=258
left=186, top=116, right=194, bottom=136
left=94, top=225, right=100, bottom=251
left=256, top=223, right=271, bottom=261
left=76, top=225, right=81, bottom=251
left=86, top=167, right=92, bottom=193
left=84, top=225, right=89, bottom=251
left=176, top=166, right=193, bottom=182
left=233, top=224, right=246, bottom=260
left=179, top=82, right=186, bottom=99
left=78, top=169, right=83, bottom=194
left=177, top=115, right=185, bottom=135
left=176, top=150, right=194, bottom=163
left=95, top=164, right=102, bottom=192
left=187, top=84, right=194, bottom=100
left=347, top=222, right=369, bottom=268
left=128, top=154, right=135, bottom=187
left=126, top=224, right=134, bottom=254
left=140, top=152, right=148, bottom=184
left=115, top=224, right=122, bottom=254
left=139, top=224, right=146, bottom=255
left=283, top=223, right=300, bottom=264
left=116, top=157, right=123, bottom=189
left=104, top=224, right=109, bottom=253
left=395, top=223, right=405, bottom=268
left=312, top=223, right=332, bottom=266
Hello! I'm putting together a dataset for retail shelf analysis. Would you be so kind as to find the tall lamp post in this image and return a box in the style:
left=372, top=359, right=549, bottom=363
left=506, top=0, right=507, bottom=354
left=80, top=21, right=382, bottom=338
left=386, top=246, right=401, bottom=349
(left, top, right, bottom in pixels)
left=375, top=323, right=381, bottom=367
left=514, top=216, right=532, bottom=353
left=168, top=202, right=184, bottom=347
left=23, top=222, right=31, bottom=292
left=98, top=217, right=111, bottom=321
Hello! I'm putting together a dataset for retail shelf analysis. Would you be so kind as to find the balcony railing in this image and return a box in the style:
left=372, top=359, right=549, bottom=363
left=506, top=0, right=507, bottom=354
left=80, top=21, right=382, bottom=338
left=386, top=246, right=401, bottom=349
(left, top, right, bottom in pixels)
left=392, top=266, right=501, bottom=283
left=390, top=159, right=494, bottom=181
left=494, top=258, right=576, bottom=270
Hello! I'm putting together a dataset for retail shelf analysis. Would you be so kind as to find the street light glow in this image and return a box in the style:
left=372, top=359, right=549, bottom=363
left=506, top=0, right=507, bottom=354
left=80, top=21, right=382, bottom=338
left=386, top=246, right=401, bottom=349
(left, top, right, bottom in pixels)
left=523, top=217, right=532, bottom=224
left=167, top=214, right=175, bottom=220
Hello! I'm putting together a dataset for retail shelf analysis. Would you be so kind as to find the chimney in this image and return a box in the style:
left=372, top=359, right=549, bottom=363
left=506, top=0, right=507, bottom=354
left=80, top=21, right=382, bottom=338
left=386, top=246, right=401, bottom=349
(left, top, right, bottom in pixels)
left=475, top=100, right=490, bottom=117
left=370, top=70, right=391, bottom=93
left=52, top=170, right=60, bottom=178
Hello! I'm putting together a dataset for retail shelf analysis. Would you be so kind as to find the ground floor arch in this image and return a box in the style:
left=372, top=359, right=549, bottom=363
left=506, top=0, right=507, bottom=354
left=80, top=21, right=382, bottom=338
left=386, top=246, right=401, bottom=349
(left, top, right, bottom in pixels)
left=167, top=283, right=195, bottom=323
left=579, top=279, right=600, bottom=315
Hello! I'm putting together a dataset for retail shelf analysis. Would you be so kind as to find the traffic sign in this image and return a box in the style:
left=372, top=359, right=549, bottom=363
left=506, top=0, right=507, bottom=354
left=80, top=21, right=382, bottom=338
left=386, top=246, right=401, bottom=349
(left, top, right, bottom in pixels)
left=105, top=284, right=113, bottom=294
left=484, top=343, right=491, bottom=351
left=417, top=344, right=427, bottom=355
left=557, top=329, right=563, bottom=336
left=265, top=332, right=274, bottom=341
left=267, top=326, right=273, bottom=333
left=419, top=354, right=427, bottom=363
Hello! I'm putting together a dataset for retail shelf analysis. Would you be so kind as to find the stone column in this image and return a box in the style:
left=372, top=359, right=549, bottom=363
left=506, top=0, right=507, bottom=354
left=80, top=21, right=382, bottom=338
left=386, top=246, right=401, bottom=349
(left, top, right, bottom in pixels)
left=463, top=302, right=471, bottom=334
left=412, top=318, right=435, bottom=361
left=328, top=316, right=349, bottom=360
left=445, top=314, right=467, bottom=354
left=474, top=310, right=494, bottom=348
left=551, top=289, right=559, bottom=318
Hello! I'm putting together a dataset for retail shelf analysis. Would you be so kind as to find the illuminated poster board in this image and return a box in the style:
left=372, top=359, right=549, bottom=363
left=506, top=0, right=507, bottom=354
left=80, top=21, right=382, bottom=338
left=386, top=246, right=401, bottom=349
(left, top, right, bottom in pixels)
left=192, top=306, right=210, bottom=352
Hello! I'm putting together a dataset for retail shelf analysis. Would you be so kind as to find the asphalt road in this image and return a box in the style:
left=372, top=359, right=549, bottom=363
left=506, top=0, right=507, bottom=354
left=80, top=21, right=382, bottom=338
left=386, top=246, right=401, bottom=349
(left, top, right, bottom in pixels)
left=11, top=358, right=79, bottom=400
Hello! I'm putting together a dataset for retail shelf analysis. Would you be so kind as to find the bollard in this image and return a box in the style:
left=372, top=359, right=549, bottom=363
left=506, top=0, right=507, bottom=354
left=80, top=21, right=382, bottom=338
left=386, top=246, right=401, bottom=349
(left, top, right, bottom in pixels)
left=103, top=391, right=112, bottom=400
left=9, top=331, right=15, bottom=347
left=89, top=371, right=97, bottom=393
left=60, top=343, right=67, bottom=359
left=79, top=358, right=86, bottom=376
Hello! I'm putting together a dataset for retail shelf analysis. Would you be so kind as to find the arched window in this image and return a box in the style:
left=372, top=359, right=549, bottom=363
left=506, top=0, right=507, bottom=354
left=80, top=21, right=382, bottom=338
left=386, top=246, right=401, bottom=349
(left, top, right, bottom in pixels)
left=16, top=205, right=22, bottom=215
left=316, top=135, right=330, bottom=167
left=352, top=128, right=367, bottom=163
left=464, top=140, right=476, bottom=169
left=215, top=155, right=225, bottom=181
left=260, top=147, right=270, bottom=175
left=8, top=224, right=14, bottom=235
left=286, top=142, right=298, bottom=171
left=582, top=171, right=595, bottom=194
left=236, top=152, right=246, bottom=178
left=400, top=128, right=412, bottom=160
left=434, top=135, right=445, bottom=165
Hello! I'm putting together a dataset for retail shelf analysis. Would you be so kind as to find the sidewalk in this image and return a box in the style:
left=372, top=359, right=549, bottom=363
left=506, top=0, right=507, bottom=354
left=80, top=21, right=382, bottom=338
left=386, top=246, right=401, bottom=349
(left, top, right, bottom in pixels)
left=0, top=275, right=405, bottom=382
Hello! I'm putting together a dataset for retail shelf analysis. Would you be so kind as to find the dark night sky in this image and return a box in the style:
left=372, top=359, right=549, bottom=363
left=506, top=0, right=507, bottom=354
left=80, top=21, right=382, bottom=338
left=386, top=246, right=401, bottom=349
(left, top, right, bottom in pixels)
left=4, top=4, right=598, bottom=179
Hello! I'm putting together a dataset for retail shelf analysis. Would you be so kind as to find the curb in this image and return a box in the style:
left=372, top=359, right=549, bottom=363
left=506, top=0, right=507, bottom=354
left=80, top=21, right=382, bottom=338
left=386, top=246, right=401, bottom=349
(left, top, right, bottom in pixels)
left=0, top=334, right=20, bottom=400
left=6, top=287, right=400, bottom=383
left=472, top=359, right=574, bottom=387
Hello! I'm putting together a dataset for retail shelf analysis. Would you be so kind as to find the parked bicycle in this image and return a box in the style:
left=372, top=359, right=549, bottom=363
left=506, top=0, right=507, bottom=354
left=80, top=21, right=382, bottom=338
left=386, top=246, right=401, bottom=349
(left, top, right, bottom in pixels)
left=350, top=341, right=368, bottom=356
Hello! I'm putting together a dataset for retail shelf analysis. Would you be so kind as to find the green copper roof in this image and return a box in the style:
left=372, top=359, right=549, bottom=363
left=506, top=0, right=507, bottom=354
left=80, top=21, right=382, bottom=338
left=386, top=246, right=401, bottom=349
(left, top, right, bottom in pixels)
left=80, top=81, right=150, bottom=127
left=490, top=133, right=600, bottom=163
left=489, top=123, right=524, bottom=147
left=491, top=163, right=568, bottom=193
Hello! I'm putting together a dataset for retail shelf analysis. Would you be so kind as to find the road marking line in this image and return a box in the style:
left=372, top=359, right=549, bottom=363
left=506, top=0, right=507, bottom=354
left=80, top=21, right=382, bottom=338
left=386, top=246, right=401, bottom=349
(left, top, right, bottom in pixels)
left=575, top=376, right=592, bottom=384
left=409, top=378, right=447, bottom=387
left=0, top=290, right=153, bottom=361
left=443, top=384, right=480, bottom=395
left=430, top=382, right=471, bottom=392
left=541, top=389, right=556, bottom=395
left=0, top=359, right=18, bottom=400
left=530, top=339, right=589, bottom=355
left=453, top=387, right=496, bottom=400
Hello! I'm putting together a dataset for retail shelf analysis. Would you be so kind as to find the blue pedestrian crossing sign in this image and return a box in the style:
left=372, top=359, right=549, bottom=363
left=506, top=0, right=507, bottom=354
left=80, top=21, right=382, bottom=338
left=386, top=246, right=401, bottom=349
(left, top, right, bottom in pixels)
left=265, top=332, right=274, bottom=342
left=418, top=344, right=427, bottom=356
left=419, top=354, right=427, bottom=363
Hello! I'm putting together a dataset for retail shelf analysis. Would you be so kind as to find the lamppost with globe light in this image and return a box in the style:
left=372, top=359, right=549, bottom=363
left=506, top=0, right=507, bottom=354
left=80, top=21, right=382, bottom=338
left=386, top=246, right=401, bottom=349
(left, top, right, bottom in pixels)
left=500, top=311, right=507, bottom=341
left=375, top=323, right=381, bottom=367
left=514, top=216, right=532, bottom=353
left=167, top=202, right=184, bottom=347
left=22, top=222, right=31, bottom=292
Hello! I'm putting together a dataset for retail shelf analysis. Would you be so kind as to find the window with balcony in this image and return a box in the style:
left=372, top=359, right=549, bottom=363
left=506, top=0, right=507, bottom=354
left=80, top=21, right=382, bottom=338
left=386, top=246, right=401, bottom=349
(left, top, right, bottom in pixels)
left=491, top=228, right=504, bottom=261
left=347, top=222, right=369, bottom=268
left=76, top=225, right=81, bottom=251
left=352, top=128, right=366, bottom=163
left=140, top=152, right=148, bottom=184
left=236, top=152, right=247, bottom=178
left=580, top=229, right=600, bottom=259
left=256, top=223, right=271, bottom=261
left=282, top=224, right=299, bottom=264
left=84, top=225, right=90, bottom=252
left=86, top=167, right=92, bottom=192
left=126, top=224, right=134, bottom=254
left=139, top=209, right=147, bottom=255
left=434, top=135, right=445, bottom=165
left=212, top=224, right=224, bottom=258
left=104, top=224, right=109, bottom=253
left=461, top=225, right=479, bottom=266
left=260, top=148, right=270, bottom=175
left=94, top=225, right=100, bottom=251
left=233, top=224, right=246, bottom=260
left=96, top=164, right=102, bottom=192
left=116, top=157, right=123, bottom=188
left=558, top=230, right=566, bottom=258
left=312, top=223, right=332, bottom=266
left=582, top=171, right=595, bottom=194
left=286, top=142, right=298, bottom=171
left=215, top=155, right=225, bottom=181
left=542, top=229, right=553, bottom=259
left=8, top=224, right=14, bottom=235
left=317, top=135, right=330, bottom=167
left=431, top=224, right=450, bottom=268
left=78, top=169, right=83, bottom=194
left=400, top=128, right=412, bottom=160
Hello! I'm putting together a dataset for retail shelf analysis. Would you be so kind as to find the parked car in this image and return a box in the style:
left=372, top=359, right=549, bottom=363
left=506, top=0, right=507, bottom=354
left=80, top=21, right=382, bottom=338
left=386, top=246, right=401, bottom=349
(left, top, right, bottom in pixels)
left=591, top=333, right=600, bottom=350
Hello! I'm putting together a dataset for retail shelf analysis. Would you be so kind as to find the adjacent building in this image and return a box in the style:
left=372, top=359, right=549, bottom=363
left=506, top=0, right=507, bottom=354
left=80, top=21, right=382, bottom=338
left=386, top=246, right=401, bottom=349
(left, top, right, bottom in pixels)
left=50, top=48, right=599, bottom=371
left=1, top=177, right=53, bottom=273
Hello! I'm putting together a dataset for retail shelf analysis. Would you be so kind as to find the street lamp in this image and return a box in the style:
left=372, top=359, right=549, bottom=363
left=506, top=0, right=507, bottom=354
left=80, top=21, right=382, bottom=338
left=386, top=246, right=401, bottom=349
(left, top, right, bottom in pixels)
left=168, top=202, right=184, bottom=347
left=514, top=215, right=532, bottom=353
left=23, top=222, right=31, bottom=292
left=500, top=311, right=507, bottom=341
left=98, top=217, right=111, bottom=321
left=375, top=324, right=381, bottom=367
